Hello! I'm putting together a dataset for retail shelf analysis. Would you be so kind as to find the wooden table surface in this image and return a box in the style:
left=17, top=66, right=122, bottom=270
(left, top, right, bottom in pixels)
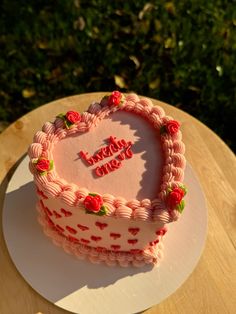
left=0, top=93, right=235, bottom=314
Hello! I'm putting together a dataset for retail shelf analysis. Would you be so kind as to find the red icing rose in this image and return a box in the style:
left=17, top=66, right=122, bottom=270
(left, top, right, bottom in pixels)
left=66, top=111, right=81, bottom=124
left=165, top=120, right=180, bottom=135
left=167, top=187, right=184, bottom=209
left=36, top=158, right=50, bottom=172
left=108, top=91, right=122, bottom=106
left=84, top=194, right=103, bottom=213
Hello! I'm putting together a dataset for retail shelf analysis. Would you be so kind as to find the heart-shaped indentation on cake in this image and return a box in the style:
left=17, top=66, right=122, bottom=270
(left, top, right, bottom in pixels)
left=91, top=235, right=102, bottom=242
left=53, top=210, right=62, bottom=218
left=81, top=238, right=90, bottom=244
left=128, top=239, right=138, bottom=245
left=77, top=224, right=89, bottom=231
left=61, top=208, right=72, bottom=217
left=128, top=228, right=140, bottom=236
left=110, top=233, right=121, bottom=240
left=95, top=221, right=108, bottom=230
left=66, top=226, right=77, bottom=234
left=111, top=245, right=121, bottom=251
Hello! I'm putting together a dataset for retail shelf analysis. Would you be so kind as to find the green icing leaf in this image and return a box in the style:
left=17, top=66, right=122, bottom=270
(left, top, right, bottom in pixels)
left=97, top=205, right=107, bottom=216
left=85, top=209, right=94, bottom=215
left=85, top=205, right=107, bottom=216
left=56, top=113, right=65, bottom=119
left=64, top=119, right=70, bottom=129
left=180, top=184, right=187, bottom=196
left=176, top=200, right=185, bottom=213
left=160, top=125, right=167, bottom=135
left=39, top=171, right=47, bottom=176
left=89, top=193, right=98, bottom=196
left=167, top=187, right=172, bottom=193
left=49, top=160, right=54, bottom=171
left=64, top=119, right=74, bottom=129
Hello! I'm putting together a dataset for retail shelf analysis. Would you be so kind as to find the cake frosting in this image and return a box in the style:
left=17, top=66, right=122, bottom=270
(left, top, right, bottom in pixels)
left=28, top=91, right=187, bottom=267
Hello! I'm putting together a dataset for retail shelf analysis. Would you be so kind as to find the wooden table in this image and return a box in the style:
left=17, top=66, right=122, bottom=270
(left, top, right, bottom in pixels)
left=0, top=93, right=235, bottom=314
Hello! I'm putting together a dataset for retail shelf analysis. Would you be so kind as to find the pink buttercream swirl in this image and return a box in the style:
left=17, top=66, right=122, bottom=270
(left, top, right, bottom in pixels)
left=29, top=92, right=187, bottom=224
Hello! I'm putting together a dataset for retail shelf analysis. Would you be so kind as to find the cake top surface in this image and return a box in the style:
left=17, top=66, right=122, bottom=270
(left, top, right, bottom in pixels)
left=28, top=92, right=187, bottom=223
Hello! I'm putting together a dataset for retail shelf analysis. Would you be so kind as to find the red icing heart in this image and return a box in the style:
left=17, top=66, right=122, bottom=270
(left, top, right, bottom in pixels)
left=156, top=228, right=167, bottom=236
left=67, top=235, right=79, bottom=244
left=55, top=224, right=64, bottom=233
left=37, top=188, right=48, bottom=199
left=66, top=226, right=77, bottom=234
left=53, top=210, right=62, bottom=218
left=61, top=208, right=72, bottom=217
left=81, top=238, right=90, bottom=244
left=47, top=217, right=55, bottom=227
left=95, top=221, right=108, bottom=230
left=149, top=239, right=159, bottom=246
left=110, top=233, right=121, bottom=240
left=91, top=235, right=102, bottom=242
left=130, top=249, right=142, bottom=254
left=111, top=245, right=121, bottom=251
left=96, top=247, right=106, bottom=252
left=77, top=224, right=89, bottom=231
left=128, top=228, right=140, bottom=236
left=128, top=239, right=138, bottom=245
left=40, top=200, right=53, bottom=216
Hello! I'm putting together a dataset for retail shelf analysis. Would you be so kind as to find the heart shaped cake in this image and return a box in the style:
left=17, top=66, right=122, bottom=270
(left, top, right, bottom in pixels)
left=28, top=92, right=187, bottom=267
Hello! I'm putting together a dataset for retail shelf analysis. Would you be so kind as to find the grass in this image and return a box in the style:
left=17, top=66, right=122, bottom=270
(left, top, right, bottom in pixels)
left=0, top=0, right=235, bottom=151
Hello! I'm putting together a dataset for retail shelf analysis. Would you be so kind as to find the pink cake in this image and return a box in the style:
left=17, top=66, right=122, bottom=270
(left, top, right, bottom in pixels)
left=28, top=91, right=187, bottom=267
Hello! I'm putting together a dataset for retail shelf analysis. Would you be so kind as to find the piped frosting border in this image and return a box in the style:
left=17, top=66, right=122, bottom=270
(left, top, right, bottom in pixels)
left=28, top=92, right=187, bottom=224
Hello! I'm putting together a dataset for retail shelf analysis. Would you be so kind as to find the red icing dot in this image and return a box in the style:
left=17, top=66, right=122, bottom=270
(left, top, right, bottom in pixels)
left=77, top=224, right=89, bottom=231
left=111, top=245, right=121, bottom=251
left=53, top=210, right=62, bottom=218
left=95, top=221, right=108, bottom=230
left=91, top=235, right=102, bottom=242
left=61, top=208, right=72, bottom=217
left=110, top=233, right=121, bottom=240
left=128, top=239, right=138, bottom=245
left=81, top=238, right=90, bottom=244
left=66, top=226, right=77, bottom=234
left=128, top=228, right=140, bottom=236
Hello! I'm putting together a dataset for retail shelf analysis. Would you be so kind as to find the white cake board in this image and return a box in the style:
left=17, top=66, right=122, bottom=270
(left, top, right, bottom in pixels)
left=2, top=156, right=207, bottom=314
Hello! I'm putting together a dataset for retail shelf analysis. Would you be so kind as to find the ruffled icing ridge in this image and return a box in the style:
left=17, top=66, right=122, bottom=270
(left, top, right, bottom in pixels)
left=37, top=202, right=163, bottom=267
left=28, top=92, right=187, bottom=224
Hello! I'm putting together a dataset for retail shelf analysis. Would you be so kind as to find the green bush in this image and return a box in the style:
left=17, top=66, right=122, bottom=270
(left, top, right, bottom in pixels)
left=1, top=0, right=235, bottom=151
